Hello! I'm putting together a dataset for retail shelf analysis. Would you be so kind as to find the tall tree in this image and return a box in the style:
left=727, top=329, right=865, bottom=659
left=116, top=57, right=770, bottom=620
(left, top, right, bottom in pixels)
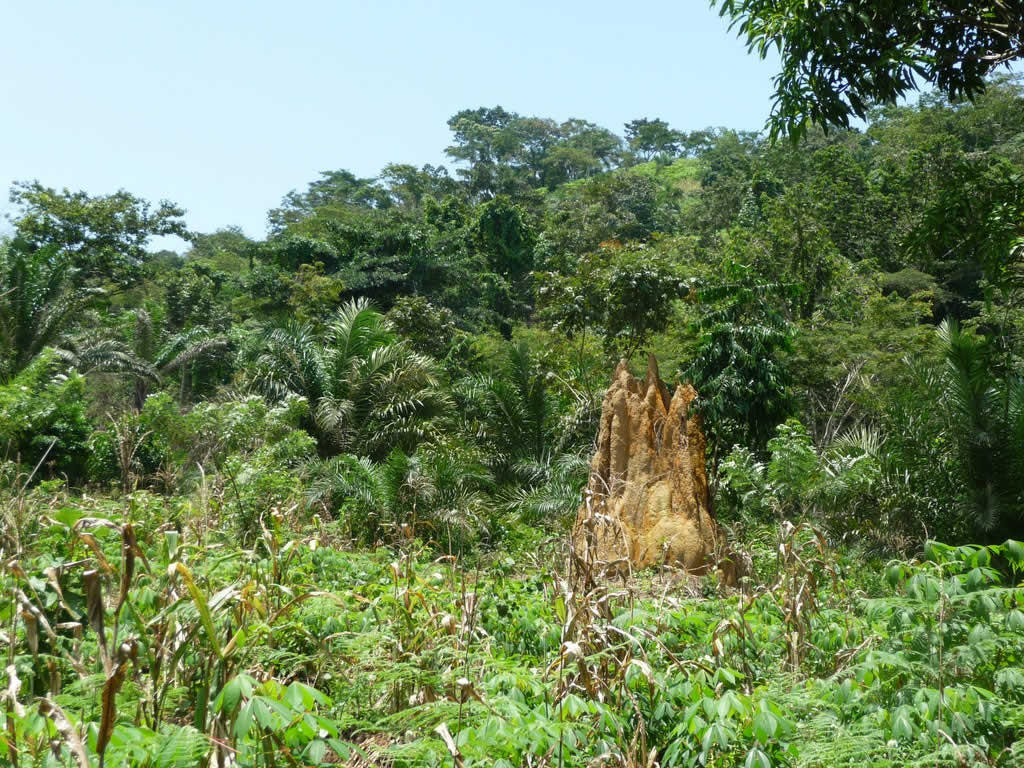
left=624, top=118, right=682, bottom=161
left=0, top=241, right=101, bottom=381
left=379, top=163, right=460, bottom=209
left=8, top=181, right=188, bottom=287
left=267, top=170, right=390, bottom=233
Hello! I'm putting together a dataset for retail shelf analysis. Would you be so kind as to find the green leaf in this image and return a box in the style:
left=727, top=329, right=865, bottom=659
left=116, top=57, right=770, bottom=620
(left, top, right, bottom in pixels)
left=250, top=698, right=275, bottom=730
left=752, top=710, right=778, bottom=742
left=53, top=507, right=84, bottom=527
left=169, top=562, right=223, bottom=659
left=215, top=677, right=242, bottom=716
left=891, top=708, right=915, bottom=740
left=1005, top=539, right=1024, bottom=567
left=327, top=739, right=352, bottom=760
left=306, top=739, right=327, bottom=764
left=235, top=701, right=255, bottom=740
left=745, top=746, right=772, bottom=768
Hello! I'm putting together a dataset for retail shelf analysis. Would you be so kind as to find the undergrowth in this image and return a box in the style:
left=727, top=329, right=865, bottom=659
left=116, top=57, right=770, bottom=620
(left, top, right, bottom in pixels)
left=2, top=485, right=1023, bottom=767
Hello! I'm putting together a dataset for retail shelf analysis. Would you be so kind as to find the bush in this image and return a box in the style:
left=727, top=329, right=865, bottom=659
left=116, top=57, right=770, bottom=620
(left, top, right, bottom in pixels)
left=0, top=349, right=91, bottom=482
left=718, top=418, right=882, bottom=534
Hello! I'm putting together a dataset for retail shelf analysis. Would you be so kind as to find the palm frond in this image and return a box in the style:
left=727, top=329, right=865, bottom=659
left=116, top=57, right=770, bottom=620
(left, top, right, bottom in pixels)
left=157, top=328, right=230, bottom=374
left=59, top=337, right=159, bottom=381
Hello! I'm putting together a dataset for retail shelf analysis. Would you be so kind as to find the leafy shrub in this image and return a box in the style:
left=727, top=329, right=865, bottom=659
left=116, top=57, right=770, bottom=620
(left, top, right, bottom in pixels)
left=719, top=418, right=882, bottom=531
left=0, top=349, right=91, bottom=482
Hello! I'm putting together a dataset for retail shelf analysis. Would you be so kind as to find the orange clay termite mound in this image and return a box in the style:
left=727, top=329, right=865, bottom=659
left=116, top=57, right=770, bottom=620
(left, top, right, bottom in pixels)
left=572, top=355, right=728, bottom=577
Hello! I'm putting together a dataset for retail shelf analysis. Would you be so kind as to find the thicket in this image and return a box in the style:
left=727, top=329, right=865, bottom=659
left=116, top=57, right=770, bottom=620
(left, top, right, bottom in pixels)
left=3, top=77, right=1024, bottom=766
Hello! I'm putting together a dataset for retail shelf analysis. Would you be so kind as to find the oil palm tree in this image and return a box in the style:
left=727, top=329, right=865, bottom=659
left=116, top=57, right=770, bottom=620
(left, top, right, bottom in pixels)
left=0, top=242, right=103, bottom=382
left=58, top=311, right=231, bottom=408
left=305, top=440, right=491, bottom=550
left=0, top=241, right=228, bottom=400
left=933, top=319, right=1023, bottom=537
left=455, top=342, right=553, bottom=479
left=888, top=319, right=1024, bottom=541
left=501, top=451, right=589, bottom=525
left=246, top=297, right=449, bottom=457
left=151, top=321, right=232, bottom=405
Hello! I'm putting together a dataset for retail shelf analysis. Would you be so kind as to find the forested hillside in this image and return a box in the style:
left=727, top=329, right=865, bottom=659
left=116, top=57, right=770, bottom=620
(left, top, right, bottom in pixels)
left=3, top=73, right=1024, bottom=767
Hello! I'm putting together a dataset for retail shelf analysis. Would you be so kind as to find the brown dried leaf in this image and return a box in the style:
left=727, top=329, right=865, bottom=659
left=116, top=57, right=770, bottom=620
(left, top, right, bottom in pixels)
left=4, top=665, right=23, bottom=768
left=15, top=590, right=57, bottom=646
left=20, top=612, right=38, bottom=658
left=116, top=525, right=137, bottom=615
left=38, top=698, right=90, bottom=768
left=83, top=570, right=109, bottom=672
left=47, top=659, right=61, bottom=697
left=4, top=665, right=25, bottom=718
left=76, top=533, right=114, bottom=574
left=433, top=723, right=464, bottom=768
left=97, top=661, right=129, bottom=763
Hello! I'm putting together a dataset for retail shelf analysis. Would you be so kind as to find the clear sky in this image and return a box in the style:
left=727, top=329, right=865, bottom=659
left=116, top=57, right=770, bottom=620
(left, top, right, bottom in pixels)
left=1, top=1, right=779, bottom=247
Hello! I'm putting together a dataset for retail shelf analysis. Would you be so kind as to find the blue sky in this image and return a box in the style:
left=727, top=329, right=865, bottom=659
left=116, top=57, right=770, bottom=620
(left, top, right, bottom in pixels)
left=1, top=1, right=779, bottom=247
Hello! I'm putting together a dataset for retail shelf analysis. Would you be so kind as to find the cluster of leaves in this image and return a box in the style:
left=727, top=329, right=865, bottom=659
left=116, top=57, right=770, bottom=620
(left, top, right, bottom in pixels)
left=3, top=473, right=1022, bottom=767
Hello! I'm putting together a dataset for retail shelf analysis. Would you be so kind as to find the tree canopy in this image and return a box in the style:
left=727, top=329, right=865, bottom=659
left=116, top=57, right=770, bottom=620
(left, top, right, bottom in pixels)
left=716, top=0, right=1024, bottom=139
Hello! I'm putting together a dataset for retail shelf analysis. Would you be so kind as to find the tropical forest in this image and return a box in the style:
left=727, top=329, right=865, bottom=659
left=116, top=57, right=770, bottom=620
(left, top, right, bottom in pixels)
left=3, top=3, right=1024, bottom=766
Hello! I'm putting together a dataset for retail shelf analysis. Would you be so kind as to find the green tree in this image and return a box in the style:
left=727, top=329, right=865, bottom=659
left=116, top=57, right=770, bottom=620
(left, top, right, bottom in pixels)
left=386, top=296, right=458, bottom=360
left=683, top=261, right=795, bottom=472
left=601, top=244, right=687, bottom=358
left=716, top=0, right=1024, bottom=139
left=455, top=342, right=555, bottom=479
left=624, top=118, right=682, bottom=161
left=542, top=119, right=623, bottom=186
left=474, top=196, right=536, bottom=286
left=379, top=163, right=460, bottom=209
left=8, top=181, right=188, bottom=286
left=446, top=107, right=623, bottom=197
left=267, top=169, right=391, bottom=233
left=306, top=439, right=492, bottom=550
left=164, top=261, right=230, bottom=332
left=0, top=242, right=103, bottom=382
left=0, top=349, right=92, bottom=481
left=537, top=243, right=685, bottom=360
left=911, top=156, right=1024, bottom=313
left=445, top=106, right=538, bottom=199
left=246, top=298, right=449, bottom=457
left=883, top=320, right=1024, bottom=542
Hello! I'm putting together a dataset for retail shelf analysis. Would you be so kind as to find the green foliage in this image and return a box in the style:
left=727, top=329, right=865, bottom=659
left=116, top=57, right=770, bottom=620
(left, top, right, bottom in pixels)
left=624, top=117, right=683, bottom=162
left=0, top=349, right=91, bottom=481
left=9, top=66, right=1024, bottom=768
left=9, top=180, right=188, bottom=286
left=387, top=296, right=459, bottom=360
left=5, top=489, right=1021, bottom=767
left=163, top=261, right=230, bottom=332
left=445, top=107, right=622, bottom=198
left=716, top=0, right=1024, bottom=139
left=881, top=320, right=1024, bottom=542
left=246, top=298, right=449, bottom=457
left=538, top=242, right=686, bottom=359
left=720, top=419, right=882, bottom=530
left=684, top=260, right=795, bottom=462
left=308, top=439, right=492, bottom=551
left=267, top=169, right=391, bottom=233
left=0, top=241, right=104, bottom=382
